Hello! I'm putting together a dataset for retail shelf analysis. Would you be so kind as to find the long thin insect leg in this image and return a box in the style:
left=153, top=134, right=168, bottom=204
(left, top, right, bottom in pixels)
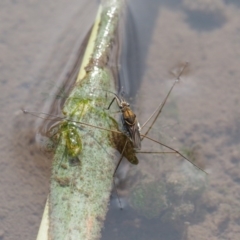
left=25, top=109, right=205, bottom=173
left=142, top=134, right=207, bottom=174
left=141, top=62, right=188, bottom=140
left=113, top=140, right=128, bottom=177
left=112, top=140, right=128, bottom=210
left=107, top=97, right=116, bottom=110
left=24, top=108, right=201, bottom=173
left=58, top=145, right=67, bottom=170
left=23, top=109, right=124, bottom=136
left=22, top=109, right=64, bottom=122
left=136, top=151, right=175, bottom=154
left=141, top=81, right=177, bottom=137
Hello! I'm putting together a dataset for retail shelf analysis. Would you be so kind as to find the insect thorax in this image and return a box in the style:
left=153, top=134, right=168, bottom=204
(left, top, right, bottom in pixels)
left=122, top=106, right=136, bottom=126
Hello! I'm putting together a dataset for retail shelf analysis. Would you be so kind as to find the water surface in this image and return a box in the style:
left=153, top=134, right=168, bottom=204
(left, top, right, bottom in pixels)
left=1, top=0, right=240, bottom=239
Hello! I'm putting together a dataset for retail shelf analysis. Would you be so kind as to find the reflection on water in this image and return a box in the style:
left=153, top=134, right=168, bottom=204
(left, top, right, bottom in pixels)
left=1, top=0, right=240, bottom=239
left=185, top=9, right=226, bottom=31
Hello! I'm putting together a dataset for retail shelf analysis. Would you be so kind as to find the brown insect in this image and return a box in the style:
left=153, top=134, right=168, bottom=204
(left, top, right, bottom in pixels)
left=107, top=63, right=206, bottom=179
left=107, top=94, right=141, bottom=150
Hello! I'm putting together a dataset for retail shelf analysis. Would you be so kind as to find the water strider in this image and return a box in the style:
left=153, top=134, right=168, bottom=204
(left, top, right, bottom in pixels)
left=106, top=62, right=207, bottom=178
left=23, top=62, right=207, bottom=213
left=23, top=62, right=207, bottom=176
left=106, top=91, right=141, bottom=149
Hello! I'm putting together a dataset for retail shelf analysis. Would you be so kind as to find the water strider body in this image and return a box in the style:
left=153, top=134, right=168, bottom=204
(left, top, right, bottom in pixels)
left=107, top=94, right=141, bottom=150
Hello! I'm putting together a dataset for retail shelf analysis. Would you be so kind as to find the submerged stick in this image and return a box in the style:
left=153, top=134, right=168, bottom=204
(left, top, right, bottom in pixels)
left=37, top=1, right=125, bottom=240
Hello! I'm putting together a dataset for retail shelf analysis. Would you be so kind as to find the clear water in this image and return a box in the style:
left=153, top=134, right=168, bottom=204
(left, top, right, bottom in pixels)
left=1, top=0, right=240, bottom=239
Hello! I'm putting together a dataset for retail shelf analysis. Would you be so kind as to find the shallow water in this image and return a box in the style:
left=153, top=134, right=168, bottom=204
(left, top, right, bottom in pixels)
left=1, top=0, right=240, bottom=239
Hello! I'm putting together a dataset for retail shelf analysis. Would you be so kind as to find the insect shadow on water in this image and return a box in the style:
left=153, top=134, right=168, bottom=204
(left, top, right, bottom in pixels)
left=23, top=62, right=207, bottom=208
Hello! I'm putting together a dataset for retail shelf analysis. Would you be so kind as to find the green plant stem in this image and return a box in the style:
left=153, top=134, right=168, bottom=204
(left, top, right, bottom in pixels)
left=48, top=1, right=124, bottom=239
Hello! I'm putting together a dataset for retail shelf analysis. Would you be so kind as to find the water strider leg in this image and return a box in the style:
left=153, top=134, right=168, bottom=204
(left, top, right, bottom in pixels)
left=141, top=62, right=188, bottom=139
left=141, top=134, right=207, bottom=174
left=57, top=145, right=67, bottom=170
left=113, top=140, right=128, bottom=177
left=23, top=108, right=206, bottom=174
left=107, top=97, right=117, bottom=110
